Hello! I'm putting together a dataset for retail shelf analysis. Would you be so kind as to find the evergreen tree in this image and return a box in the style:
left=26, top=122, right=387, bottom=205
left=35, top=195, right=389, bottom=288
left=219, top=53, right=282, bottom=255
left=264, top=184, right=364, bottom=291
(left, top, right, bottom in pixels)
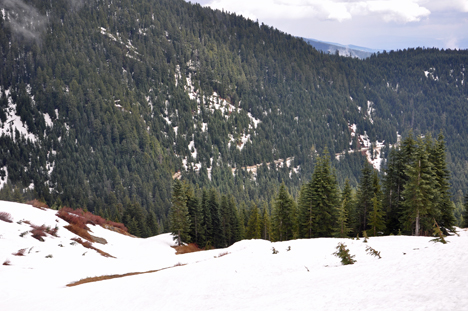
left=146, top=210, right=159, bottom=236
left=260, top=201, right=271, bottom=240
left=310, top=151, right=339, bottom=237
left=186, top=185, right=204, bottom=246
left=170, top=179, right=191, bottom=246
left=463, top=193, right=468, bottom=228
left=367, top=195, right=386, bottom=236
left=382, top=147, right=406, bottom=234
left=272, top=183, right=295, bottom=241
left=333, top=198, right=351, bottom=238
left=431, top=133, right=455, bottom=233
left=356, top=162, right=374, bottom=233
left=246, top=203, right=261, bottom=239
left=208, top=188, right=224, bottom=248
left=236, top=202, right=246, bottom=241
left=401, top=139, right=437, bottom=236
left=297, top=182, right=314, bottom=238
left=201, top=189, right=212, bottom=247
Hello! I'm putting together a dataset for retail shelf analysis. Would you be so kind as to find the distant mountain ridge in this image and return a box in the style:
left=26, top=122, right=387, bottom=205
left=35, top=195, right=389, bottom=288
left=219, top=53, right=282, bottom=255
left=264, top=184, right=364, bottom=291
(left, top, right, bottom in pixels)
left=303, top=38, right=381, bottom=59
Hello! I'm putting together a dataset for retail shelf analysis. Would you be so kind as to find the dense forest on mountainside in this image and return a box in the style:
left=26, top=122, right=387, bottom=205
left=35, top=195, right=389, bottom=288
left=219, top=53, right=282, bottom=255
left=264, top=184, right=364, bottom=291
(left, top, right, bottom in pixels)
left=0, top=0, right=467, bottom=234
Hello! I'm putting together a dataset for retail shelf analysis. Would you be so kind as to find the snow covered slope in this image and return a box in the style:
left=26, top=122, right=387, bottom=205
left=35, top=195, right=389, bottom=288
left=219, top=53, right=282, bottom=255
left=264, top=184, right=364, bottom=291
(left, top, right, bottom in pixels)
left=1, top=201, right=467, bottom=310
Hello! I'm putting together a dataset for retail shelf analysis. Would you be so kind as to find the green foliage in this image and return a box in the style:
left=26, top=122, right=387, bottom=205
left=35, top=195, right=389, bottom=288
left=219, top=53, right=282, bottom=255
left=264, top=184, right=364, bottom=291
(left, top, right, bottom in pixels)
left=367, top=195, right=386, bottom=236
left=430, top=219, right=448, bottom=244
left=246, top=203, right=261, bottom=239
left=170, top=179, right=191, bottom=246
left=272, top=183, right=296, bottom=241
left=365, top=245, right=381, bottom=259
left=333, top=243, right=356, bottom=265
left=0, top=0, right=466, bottom=240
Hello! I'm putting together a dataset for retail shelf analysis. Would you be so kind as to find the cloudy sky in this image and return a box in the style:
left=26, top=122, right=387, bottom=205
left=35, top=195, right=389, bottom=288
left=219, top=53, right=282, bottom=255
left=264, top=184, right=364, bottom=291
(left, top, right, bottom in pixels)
left=188, top=0, right=468, bottom=51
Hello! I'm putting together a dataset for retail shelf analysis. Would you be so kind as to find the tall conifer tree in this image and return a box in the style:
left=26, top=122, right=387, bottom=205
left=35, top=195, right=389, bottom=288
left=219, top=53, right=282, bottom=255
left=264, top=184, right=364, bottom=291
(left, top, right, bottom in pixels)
left=170, top=179, right=191, bottom=246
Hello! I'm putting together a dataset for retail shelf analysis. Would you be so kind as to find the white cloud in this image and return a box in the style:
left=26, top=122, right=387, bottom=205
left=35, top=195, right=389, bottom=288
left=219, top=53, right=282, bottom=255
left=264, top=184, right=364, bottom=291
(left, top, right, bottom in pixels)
left=204, top=0, right=431, bottom=23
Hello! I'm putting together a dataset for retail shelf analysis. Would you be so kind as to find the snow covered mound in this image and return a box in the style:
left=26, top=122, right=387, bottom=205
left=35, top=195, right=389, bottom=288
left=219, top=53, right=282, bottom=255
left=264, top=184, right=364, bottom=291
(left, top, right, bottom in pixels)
left=1, top=200, right=468, bottom=310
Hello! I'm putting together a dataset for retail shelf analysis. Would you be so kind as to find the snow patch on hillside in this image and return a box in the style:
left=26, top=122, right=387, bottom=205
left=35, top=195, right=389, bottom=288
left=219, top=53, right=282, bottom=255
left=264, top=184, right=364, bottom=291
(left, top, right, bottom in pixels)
left=424, top=67, right=439, bottom=81
left=0, top=166, right=8, bottom=189
left=100, top=27, right=140, bottom=60
left=336, top=124, right=385, bottom=170
left=0, top=87, right=38, bottom=143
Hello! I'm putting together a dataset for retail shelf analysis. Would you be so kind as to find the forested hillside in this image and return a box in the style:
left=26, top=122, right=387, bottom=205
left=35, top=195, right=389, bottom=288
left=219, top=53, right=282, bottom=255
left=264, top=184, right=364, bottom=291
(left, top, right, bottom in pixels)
left=0, top=0, right=467, bottom=233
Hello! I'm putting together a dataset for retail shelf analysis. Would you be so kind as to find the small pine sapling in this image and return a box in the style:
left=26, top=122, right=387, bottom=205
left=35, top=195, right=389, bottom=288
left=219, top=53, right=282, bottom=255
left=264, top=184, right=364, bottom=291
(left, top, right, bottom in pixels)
left=362, top=230, right=369, bottom=243
left=333, top=243, right=356, bottom=265
left=431, top=219, right=448, bottom=244
left=365, top=245, right=381, bottom=259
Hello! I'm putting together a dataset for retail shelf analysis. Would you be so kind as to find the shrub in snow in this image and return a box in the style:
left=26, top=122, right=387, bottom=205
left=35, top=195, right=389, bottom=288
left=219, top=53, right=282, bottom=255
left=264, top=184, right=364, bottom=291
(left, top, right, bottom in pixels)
left=12, top=249, right=26, bottom=256
left=0, top=212, right=13, bottom=223
left=3, top=260, right=11, bottom=266
left=30, top=225, right=47, bottom=241
left=272, top=247, right=279, bottom=254
left=333, top=243, right=356, bottom=265
left=27, top=199, right=49, bottom=210
left=431, top=220, right=448, bottom=244
left=365, top=245, right=381, bottom=259
left=45, top=254, right=53, bottom=258
left=362, top=231, right=369, bottom=243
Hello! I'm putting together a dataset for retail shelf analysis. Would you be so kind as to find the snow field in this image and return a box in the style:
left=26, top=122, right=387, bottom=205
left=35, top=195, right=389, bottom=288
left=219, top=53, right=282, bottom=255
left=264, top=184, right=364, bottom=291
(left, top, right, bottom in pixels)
left=1, top=201, right=468, bottom=311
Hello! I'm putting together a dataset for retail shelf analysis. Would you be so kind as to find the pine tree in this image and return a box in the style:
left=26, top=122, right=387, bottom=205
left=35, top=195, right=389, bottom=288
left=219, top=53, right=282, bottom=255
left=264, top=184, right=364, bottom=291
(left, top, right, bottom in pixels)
left=356, top=162, right=374, bottom=233
left=333, top=198, right=351, bottom=238
left=201, top=189, right=212, bottom=247
left=341, top=179, right=355, bottom=232
left=463, top=193, right=468, bottom=228
left=382, top=147, right=406, bottom=234
left=260, top=202, right=271, bottom=240
left=146, top=210, right=159, bottom=236
left=310, top=151, right=339, bottom=237
left=401, top=139, right=437, bottom=236
left=208, top=188, right=224, bottom=248
left=170, top=179, right=191, bottom=246
left=186, top=185, right=204, bottom=246
left=272, top=183, right=295, bottom=241
left=431, top=133, right=455, bottom=233
left=246, top=203, right=261, bottom=239
left=367, top=195, right=386, bottom=236
left=237, top=202, right=246, bottom=241
left=297, top=182, right=314, bottom=238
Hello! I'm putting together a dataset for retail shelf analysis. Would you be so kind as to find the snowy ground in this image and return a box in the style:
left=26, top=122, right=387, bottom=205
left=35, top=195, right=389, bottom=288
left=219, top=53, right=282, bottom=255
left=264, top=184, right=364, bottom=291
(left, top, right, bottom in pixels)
left=1, top=200, right=467, bottom=311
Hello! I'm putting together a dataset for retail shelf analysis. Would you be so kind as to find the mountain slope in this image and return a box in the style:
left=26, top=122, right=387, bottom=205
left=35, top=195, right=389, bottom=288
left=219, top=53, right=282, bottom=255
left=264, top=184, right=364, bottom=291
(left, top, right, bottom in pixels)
left=0, top=0, right=467, bottom=226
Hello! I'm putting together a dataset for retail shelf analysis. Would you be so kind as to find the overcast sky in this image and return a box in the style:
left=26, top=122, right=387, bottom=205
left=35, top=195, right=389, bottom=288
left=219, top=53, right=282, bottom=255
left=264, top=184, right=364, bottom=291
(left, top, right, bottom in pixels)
left=187, top=0, right=468, bottom=51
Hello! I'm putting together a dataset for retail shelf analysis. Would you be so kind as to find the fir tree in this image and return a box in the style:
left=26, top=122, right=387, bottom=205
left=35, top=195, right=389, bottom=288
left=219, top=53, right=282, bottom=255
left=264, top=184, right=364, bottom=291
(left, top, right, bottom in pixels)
left=401, top=139, right=437, bottom=236
left=309, top=151, right=339, bottom=237
left=463, top=193, right=468, bottom=228
left=260, top=202, right=271, bottom=240
left=356, top=162, right=374, bottom=233
left=367, top=195, right=386, bottom=236
left=272, top=183, right=295, bottom=241
left=170, top=179, right=191, bottom=246
left=333, top=198, right=351, bottom=238
left=431, top=133, right=455, bottom=233
left=186, top=185, right=204, bottom=246
left=246, top=203, right=261, bottom=239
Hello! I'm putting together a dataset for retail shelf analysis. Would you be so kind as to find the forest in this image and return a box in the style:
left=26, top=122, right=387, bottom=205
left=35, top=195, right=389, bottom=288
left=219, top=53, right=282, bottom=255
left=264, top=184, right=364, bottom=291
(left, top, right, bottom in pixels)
left=0, top=0, right=467, bottom=237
